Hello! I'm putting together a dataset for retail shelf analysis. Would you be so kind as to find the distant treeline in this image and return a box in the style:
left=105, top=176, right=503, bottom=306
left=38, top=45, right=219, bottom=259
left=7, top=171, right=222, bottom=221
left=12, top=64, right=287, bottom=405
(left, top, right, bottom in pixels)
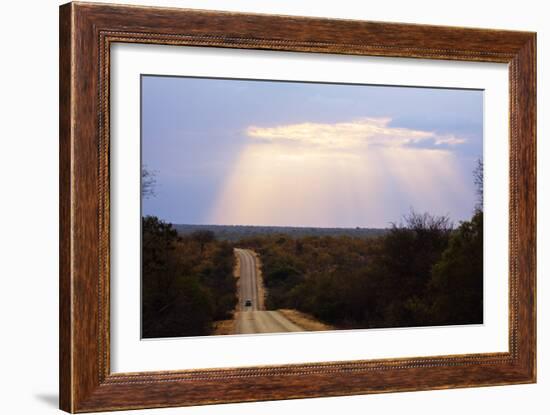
left=142, top=216, right=236, bottom=338
left=174, top=224, right=388, bottom=242
left=239, top=210, right=483, bottom=329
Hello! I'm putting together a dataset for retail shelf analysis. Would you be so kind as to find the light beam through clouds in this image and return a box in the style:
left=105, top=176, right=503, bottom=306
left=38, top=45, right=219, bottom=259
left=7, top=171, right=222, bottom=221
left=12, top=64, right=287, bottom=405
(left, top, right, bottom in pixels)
left=208, top=117, right=472, bottom=228
left=141, top=76, right=483, bottom=228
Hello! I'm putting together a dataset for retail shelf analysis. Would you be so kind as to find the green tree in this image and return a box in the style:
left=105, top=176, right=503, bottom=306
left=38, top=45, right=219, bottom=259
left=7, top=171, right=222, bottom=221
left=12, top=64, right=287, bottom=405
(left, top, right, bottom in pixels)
left=370, top=211, right=452, bottom=327
left=141, top=216, right=237, bottom=338
left=430, top=211, right=483, bottom=325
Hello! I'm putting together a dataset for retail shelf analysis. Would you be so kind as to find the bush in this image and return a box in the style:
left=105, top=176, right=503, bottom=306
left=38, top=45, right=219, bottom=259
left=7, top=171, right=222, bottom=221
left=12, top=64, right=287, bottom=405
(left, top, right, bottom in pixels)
left=141, top=216, right=236, bottom=338
left=429, top=211, right=483, bottom=325
left=240, top=210, right=483, bottom=330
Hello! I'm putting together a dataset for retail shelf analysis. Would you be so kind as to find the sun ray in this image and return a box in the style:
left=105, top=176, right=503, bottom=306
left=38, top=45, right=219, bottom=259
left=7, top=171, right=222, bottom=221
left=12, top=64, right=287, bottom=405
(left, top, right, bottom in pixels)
left=208, top=117, right=471, bottom=227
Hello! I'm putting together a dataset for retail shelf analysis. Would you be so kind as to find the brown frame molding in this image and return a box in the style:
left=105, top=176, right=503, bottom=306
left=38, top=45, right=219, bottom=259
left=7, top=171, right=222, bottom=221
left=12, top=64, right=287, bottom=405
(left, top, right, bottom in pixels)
left=59, top=2, right=536, bottom=412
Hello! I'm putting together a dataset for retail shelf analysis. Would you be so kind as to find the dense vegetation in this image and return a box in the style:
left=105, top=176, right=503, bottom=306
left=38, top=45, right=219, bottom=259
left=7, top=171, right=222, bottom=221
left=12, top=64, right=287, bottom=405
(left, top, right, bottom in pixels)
left=239, top=210, right=483, bottom=329
left=143, top=209, right=483, bottom=336
left=141, top=216, right=236, bottom=338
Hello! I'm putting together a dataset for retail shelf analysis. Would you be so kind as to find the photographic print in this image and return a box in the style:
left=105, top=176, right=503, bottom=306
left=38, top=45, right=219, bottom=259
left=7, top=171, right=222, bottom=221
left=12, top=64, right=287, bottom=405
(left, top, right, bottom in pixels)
left=141, top=75, right=484, bottom=339
left=59, top=5, right=536, bottom=410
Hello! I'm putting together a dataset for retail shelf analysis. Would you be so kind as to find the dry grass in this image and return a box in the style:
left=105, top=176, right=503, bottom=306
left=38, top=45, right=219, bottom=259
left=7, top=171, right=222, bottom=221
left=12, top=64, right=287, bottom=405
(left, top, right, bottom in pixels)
left=212, top=318, right=236, bottom=335
left=278, top=309, right=334, bottom=332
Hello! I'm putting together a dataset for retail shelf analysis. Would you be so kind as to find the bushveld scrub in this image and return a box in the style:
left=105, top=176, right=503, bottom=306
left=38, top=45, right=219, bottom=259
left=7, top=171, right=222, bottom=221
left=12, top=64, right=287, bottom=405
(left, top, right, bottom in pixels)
left=239, top=210, right=483, bottom=330
left=141, top=216, right=236, bottom=338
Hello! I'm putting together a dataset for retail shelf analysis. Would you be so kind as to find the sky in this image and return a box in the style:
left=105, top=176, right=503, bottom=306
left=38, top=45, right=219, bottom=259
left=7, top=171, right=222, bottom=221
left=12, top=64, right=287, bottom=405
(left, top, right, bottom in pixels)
left=141, top=75, right=483, bottom=228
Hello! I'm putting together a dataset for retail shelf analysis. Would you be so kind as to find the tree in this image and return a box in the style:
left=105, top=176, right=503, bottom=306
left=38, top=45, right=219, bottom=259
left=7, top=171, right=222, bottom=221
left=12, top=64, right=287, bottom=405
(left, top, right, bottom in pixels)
left=372, top=210, right=453, bottom=327
left=141, top=216, right=214, bottom=338
left=142, top=165, right=157, bottom=199
left=429, top=211, right=483, bottom=325
left=190, top=230, right=216, bottom=254
left=474, top=158, right=483, bottom=211
left=141, top=216, right=183, bottom=336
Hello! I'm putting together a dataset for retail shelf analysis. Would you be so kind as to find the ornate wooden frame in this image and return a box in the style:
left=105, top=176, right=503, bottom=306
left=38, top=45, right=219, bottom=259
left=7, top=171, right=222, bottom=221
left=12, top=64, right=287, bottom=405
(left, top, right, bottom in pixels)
left=59, top=2, right=536, bottom=412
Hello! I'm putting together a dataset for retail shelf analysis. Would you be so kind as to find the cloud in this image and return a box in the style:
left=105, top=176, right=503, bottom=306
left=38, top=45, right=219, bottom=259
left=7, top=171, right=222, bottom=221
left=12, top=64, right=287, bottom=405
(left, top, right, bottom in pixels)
left=246, top=117, right=466, bottom=151
left=434, top=135, right=467, bottom=146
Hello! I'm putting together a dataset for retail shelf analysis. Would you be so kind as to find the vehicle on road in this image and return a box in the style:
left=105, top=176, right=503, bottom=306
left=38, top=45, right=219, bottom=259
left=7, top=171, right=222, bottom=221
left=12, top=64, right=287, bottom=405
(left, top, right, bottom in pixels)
left=244, top=299, right=252, bottom=307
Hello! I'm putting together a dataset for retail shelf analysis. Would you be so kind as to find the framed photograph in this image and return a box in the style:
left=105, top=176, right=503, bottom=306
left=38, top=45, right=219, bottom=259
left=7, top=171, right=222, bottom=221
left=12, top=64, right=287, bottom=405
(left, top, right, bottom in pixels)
left=59, top=2, right=536, bottom=412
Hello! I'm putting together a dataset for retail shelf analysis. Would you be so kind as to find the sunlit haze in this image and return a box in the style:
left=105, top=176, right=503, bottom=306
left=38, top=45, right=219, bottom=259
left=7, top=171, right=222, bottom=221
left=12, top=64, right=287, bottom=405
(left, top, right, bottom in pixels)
left=142, top=76, right=483, bottom=228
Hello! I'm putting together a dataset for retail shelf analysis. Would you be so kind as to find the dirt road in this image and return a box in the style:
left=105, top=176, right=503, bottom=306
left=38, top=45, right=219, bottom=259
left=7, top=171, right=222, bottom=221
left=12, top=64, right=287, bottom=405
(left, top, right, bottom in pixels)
left=234, top=249, right=303, bottom=334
